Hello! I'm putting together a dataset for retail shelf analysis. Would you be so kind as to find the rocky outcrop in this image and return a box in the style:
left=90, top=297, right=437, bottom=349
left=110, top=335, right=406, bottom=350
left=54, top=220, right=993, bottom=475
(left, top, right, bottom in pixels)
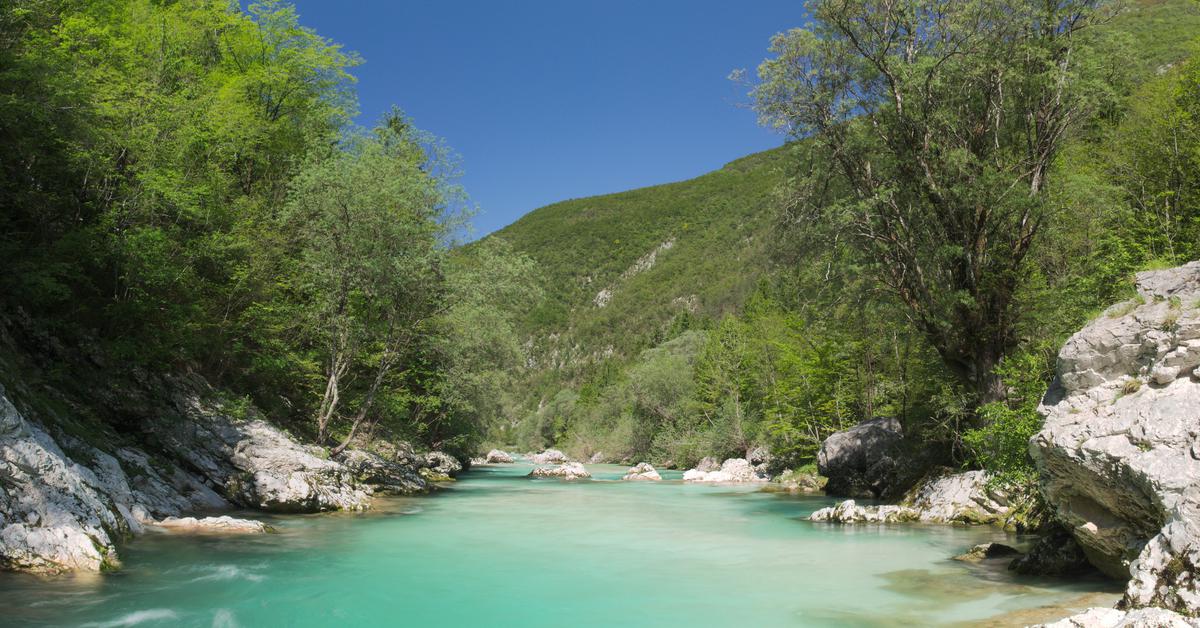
left=683, top=458, right=767, bottom=483
left=817, top=417, right=913, bottom=499
left=1032, top=607, right=1199, bottom=627
left=1032, top=262, right=1200, bottom=615
left=622, top=462, right=661, bottom=481
left=809, top=470, right=1012, bottom=525
left=335, top=449, right=427, bottom=495
left=0, top=387, right=227, bottom=573
left=694, top=456, right=721, bottom=473
left=145, top=385, right=370, bottom=513
left=528, top=462, right=591, bottom=480
left=422, top=451, right=462, bottom=479
left=529, top=449, right=569, bottom=464
left=155, top=516, right=270, bottom=534
left=485, top=449, right=514, bottom=464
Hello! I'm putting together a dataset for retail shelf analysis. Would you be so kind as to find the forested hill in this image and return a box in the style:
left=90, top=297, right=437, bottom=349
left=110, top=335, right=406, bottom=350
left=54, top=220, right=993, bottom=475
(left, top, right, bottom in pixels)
left=490, top=146, right=788, bottom=373
left=484, top=0, right=1200, bottom=462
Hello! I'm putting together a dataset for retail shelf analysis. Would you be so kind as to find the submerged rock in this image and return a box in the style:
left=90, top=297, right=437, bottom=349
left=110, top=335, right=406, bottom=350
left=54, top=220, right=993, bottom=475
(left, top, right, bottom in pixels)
left=485, top=449, right=514, bottom=464
left=683, top=458, right=767, bottom=483
left=1010, top=527, right=1094, bottom=577
left=528, top=462, right=591, bottom=480
left=155, top=516, right=270, bottom=534
left=622, top=462, right=662, bottom=481
left=954, top=542, right=1020, bottom=562
left=529, top=449, right=569, bottom=464
left=1032, top=262, right=1200, bottom=614
left=817, top=417, right=911, bottom=499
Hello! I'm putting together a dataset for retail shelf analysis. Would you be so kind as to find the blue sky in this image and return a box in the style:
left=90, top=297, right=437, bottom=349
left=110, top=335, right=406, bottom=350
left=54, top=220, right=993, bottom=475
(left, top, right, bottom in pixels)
left=289, top=1, right=801, bottom=237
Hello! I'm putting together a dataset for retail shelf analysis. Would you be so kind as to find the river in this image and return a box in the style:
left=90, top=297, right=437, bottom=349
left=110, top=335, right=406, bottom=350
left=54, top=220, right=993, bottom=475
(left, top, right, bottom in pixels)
left=0, top=463, right=1117, bottom=627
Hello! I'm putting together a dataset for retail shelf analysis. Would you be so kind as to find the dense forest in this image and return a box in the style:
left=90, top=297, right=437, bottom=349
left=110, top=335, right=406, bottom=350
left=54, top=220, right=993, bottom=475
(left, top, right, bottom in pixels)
left=0, top=0, right=536, bottom=460
left=490, top=0, right=1200, bottom=491
left=3, top=0, right=1200, bottom=490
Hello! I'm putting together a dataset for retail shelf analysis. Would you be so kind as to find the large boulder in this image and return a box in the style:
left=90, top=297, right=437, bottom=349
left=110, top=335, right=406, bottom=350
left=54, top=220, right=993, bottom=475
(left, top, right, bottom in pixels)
left=817, top=417, right=911, bottom=499
left=1032, top=261, right=1200, bottom=614
left=622, top=462, right=662, bottom=481
left=144, top=381, right=369, bottom=513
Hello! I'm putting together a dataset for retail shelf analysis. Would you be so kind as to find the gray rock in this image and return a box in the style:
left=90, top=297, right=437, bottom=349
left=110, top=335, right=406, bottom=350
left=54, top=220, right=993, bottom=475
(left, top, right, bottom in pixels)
left=746, top=445, right=773, bottom=475
left=817, top=417, right=908, bottom=498
left=335, top=449, right=427, bottom=495
left=1032, top=261, right=1200, bottom=613
left=422, top=451, right=462, bottom=478
left=0, top=393, right=129, bottom=573
left=528, top=462, right=590, bottom=480
left=808, top=470, right=1010, bottom=525
left=694, top=456, right=721, bottom=472
left=810, top=500, right=920, bottom=523
left=144, top=381, right=369, bottom=513
left=622, top=462, right=661, bottom=481
left=485, top=449, right=514, bottom=464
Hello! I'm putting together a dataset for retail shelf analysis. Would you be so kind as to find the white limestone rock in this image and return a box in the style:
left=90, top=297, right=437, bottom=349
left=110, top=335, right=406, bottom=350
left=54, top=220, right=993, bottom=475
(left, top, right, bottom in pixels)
left=682, top=458, right=768, bottom=483
left=485, top=449, right=514, bottom=464
left=1031, top=261, right=1200, bottom=615
left=529, top=449, right=569, bottom=464
left=622, top=463, right=662, bottom=481
left=528, top=462, right=591, bottom=480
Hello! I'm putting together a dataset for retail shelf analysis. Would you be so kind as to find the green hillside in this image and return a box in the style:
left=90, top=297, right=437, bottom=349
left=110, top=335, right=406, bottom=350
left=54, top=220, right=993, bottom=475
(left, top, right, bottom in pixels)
left=491, top=146, right=790, bottom=383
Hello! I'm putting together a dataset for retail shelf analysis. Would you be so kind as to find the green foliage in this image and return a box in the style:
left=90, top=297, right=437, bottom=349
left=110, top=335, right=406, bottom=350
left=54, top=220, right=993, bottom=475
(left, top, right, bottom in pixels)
left=962, top=350, right=1054, bottom=486
left=0, top=1, right=534, bottom=457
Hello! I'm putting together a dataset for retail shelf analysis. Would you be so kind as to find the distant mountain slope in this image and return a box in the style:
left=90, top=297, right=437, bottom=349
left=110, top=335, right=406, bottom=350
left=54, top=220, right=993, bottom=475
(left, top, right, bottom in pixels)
left=483, top=0, right=1200, bottom=412
left=489, top=146, right=789, bottom=386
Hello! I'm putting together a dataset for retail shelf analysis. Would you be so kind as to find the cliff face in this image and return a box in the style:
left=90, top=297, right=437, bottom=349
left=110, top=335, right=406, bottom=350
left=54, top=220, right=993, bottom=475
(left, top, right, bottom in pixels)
left=1033, top=261, right=1200, bottom=613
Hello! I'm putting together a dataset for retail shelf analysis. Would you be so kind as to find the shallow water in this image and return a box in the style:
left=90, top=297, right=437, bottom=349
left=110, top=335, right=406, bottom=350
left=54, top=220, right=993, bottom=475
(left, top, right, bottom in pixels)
left=0, top=463, right=1117, bottom=627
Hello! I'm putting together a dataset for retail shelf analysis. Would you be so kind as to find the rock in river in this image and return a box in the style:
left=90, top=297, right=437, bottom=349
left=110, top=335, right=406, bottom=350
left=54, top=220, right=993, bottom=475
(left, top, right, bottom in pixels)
left=528, top=462, right=591, bottom=480
left=622, top=463, right=661, bottom=481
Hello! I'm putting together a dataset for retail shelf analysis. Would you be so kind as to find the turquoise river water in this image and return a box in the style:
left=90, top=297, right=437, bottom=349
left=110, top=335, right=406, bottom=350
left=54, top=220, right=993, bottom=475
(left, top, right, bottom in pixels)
left=0, top=463, right=1118, bottom=627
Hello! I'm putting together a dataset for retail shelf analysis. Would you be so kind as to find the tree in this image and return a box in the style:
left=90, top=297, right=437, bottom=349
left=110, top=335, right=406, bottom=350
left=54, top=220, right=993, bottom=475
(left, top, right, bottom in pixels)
left=283, top=111, right=453, bottom=451
left=751, top=0, right=1118, bottom=406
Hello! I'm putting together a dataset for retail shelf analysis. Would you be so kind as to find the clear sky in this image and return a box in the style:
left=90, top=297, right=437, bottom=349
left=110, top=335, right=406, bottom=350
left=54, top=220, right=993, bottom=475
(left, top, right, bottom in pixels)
left=289, top=1, right=801, bottom=237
